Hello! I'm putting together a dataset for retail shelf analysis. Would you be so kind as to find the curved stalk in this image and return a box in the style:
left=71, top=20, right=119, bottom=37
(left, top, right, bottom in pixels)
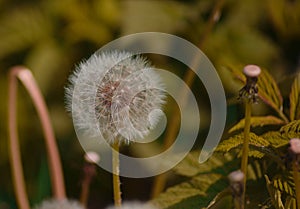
left=8, top=66, right=66, bottom=209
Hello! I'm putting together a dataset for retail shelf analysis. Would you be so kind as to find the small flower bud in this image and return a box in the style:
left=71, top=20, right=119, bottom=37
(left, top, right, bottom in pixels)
left=287, top=138, right=300, bottom=165
left=289, top=138, right=300, bottom=155
left=84, top=151, right=100, bottom=164
left=243, top=65, right=261, bottom=78
left=228, top=170, right=244, bottom=183
left=228, top=170, right=244, bottom=198
left=238, top=65, right=261, bottom=102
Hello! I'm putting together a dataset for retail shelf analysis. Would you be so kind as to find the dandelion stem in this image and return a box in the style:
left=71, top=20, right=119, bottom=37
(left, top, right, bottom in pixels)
left=8, top=67, right=30, bottom=209
left=8, top=66, right=66, bottom=209
left=240, top=99, right=252, bottom=208
left=80, top=163, right=96, bottom=207
left=292, top=160, right=300, bottom=209
left=112, top=142, right=122, bottom=207
left=151, top=0, right=225, bottom=198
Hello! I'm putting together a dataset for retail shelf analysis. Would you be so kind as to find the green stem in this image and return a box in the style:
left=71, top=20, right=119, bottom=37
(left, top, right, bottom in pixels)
left=240, top=99, right=252, bottom=208
left=112, top=142, right=122, bottom=207
left=292, top=160, right=300, bottom=209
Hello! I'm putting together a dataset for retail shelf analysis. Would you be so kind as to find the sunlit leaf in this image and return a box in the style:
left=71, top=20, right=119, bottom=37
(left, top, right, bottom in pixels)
left=265, top=175, right=285, bottom=209
left=229, top=116, right=285, bottom=133
left=261, top=131, right=289, bottom=148
left=215, top=132, right=270, bottom=154
left=257, top=69, right=283, bottom=115
left=289, top=73, right=300, bottom=121
left=280, top=120, right=300, bottom=139
left=173, top=152, right=233, bottom=177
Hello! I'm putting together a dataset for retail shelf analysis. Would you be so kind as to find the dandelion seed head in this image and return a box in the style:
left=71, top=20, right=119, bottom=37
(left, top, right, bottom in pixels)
left=65, top=51, right=165, bottom=144
left=34, top=199, right=84, bottom=209
left=105, top=201, right=158, bottom=209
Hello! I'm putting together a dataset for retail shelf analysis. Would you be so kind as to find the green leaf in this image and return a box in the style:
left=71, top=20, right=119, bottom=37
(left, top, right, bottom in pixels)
left=272, top=173, right=295, bottom=197
left=280, top=120, right=300, bottom=139
left=257, top=69, right=283, bottom=115
left=261, top=131, right=289, bottom=148
left=152, top=174, right=228, bottom=209
left=264, top=175, right=285, bottom=209
left=153, top=152, right=237, bottom=209
left=173, top=152, right=233, bottom=177
left=215, top=132, right=270, bottom=154
left=289, top=73, right=300, bottom=121
left=229, top=115, right=285, bottom=133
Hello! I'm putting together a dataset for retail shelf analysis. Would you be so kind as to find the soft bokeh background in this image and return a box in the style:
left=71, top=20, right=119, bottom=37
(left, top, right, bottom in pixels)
left=0, top=0, right=299, bottom=208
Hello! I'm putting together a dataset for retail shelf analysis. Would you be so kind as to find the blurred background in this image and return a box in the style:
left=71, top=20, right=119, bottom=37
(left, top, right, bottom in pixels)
left=0, top=0, right=300, bottom=208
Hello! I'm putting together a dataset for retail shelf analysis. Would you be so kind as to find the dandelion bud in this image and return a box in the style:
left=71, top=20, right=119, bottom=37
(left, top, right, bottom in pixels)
left=289, top=138, right=300, bottom=155
left=34, top=199, right=84, bottom=209
left=65, top=51, right=166, bottom=145
left=105, top=201, right=158, bottom=209
left=84, top=151, right=100, bottom=164
left=228, top=170, right=244, bottom=198
left=288, top=138, right=300, bottom=163
left=243, top=65, right=261, bottom=78
left=238, top=65, right=261, bottom=102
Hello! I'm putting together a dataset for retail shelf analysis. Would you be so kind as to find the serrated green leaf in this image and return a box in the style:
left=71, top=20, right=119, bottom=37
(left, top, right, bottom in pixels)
left=261, top=131, right=289, bottom=148
left=173, top=152, right=233, bottom=177
left=152, top=173, right=227, bottom=209
left=272, top=173, right=295, bottom=197
left=265, top=175, right=285, bottom=209
left=215, top=132, right=270, bottom=154
left=257, top=69, right=283, bottom=115
left=229, top=116, right=285, bottom=133
left=280, top=120, right=300, bottom=139
left=289, top=73, right=300, bottom=121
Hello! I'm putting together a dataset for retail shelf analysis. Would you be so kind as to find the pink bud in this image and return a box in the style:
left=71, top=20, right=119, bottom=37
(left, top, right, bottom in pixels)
left=289, top=138, right=300, bottom=155
left=84, top=151, right=100, bottom=164
left=243, top=65, right=261, bottom=77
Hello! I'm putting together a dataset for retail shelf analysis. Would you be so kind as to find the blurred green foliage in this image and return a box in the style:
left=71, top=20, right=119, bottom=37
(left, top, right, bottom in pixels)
left=0, top=0, right=300, bottom=208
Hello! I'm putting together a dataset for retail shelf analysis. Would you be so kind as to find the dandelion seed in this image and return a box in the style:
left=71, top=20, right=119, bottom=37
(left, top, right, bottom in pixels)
left=105, top=201, right=158, bottom=209
left=34, top=199, right=84, bottom=209
left=65, top=51, right=165, bottom=144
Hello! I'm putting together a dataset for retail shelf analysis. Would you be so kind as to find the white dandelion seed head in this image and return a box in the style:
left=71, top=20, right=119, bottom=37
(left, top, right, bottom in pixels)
left=105, top=201, right=159, bottom=209
left=65, top=51, right=166, bottom=145
left=34, top=199, right=84, bottom=209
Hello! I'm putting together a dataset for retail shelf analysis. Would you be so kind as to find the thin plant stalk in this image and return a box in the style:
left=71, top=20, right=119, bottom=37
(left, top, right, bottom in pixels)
left=292, top=160, right=300, bottom=209
left=112, top=142, right=122, bottom=207
left=80, top=164, right=95, bottom=206
left=240, top=99, right=252, bottom=208
left=80, top=179, right=90, bottom=207
left=8, top=67, right=30, bottom=209
left=151, top=0, right=225, bottom=198
left=8, top=66, right=66, bottom=209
